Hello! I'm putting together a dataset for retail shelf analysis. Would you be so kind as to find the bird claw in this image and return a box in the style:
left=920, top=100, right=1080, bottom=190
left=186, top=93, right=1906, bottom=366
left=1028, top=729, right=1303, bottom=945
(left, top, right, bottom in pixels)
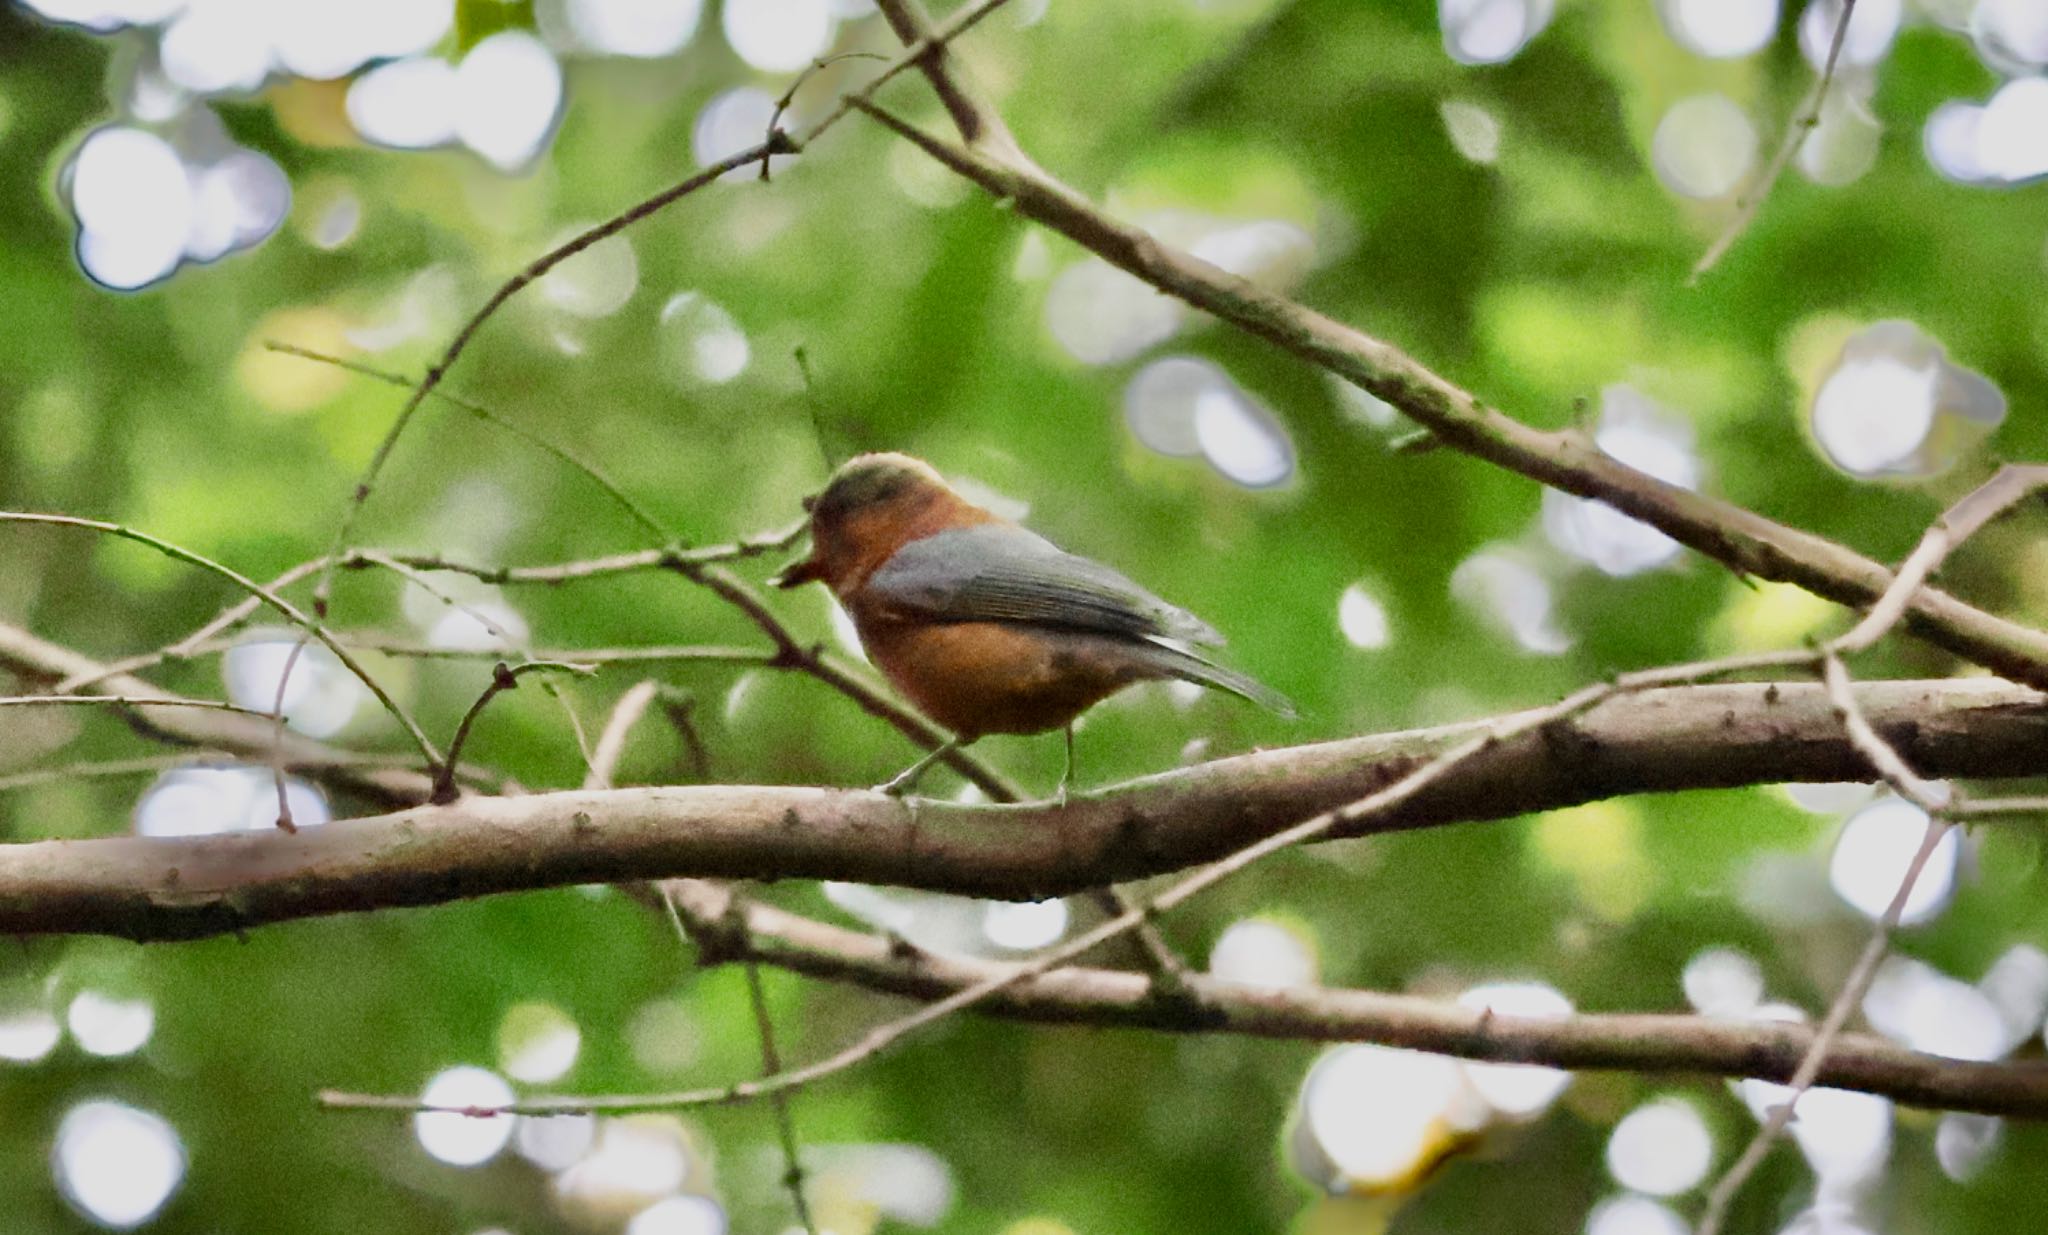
left=872, top=772, right=919, bottom=797
left=1139, top=962, right=1209, bottom=1019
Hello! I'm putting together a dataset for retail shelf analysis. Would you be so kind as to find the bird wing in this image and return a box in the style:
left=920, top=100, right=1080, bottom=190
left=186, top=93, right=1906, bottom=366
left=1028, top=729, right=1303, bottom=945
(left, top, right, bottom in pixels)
left=862, top=524, right=1224, bottom=645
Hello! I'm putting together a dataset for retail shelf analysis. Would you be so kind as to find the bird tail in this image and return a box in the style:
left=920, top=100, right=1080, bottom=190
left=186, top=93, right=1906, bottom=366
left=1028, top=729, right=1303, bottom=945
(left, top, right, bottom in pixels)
left=1140, top=639, right=1296, bottom=718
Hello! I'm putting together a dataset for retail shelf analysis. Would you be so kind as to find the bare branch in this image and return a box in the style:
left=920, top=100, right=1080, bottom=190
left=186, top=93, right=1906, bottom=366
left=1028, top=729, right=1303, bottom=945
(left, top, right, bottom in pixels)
left=433, top=661, right=596, bottom=803
left=0, top=621, right=458, bottom=807
left=264, top=344, right=675, bottom=544
left=0, top=695, right=275, bottom=721
left=1691, top=0, right=1860, bottom=281
left=52, top=557, right=328, bottom=695
left=1835, top=464, right=2048, bottom=655
left=315, top=661, right=2048, bottom=1121
left=640, top=886, right=2048, bottom=1120
left=851, top=101, right=2048, bottom=691
left=4, top=674, right=2042, bottom=942
left=0, top=514, right=439, bottom=768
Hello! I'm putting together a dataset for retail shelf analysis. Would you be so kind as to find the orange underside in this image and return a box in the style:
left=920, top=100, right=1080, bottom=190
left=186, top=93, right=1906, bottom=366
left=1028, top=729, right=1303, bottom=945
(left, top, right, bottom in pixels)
left=854, top=616, right=1148, bottom=738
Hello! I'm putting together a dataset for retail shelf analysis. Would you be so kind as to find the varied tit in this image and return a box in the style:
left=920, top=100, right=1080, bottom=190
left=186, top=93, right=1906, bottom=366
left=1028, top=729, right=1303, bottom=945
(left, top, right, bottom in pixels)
left=770, top=452, right=1292, bottom=796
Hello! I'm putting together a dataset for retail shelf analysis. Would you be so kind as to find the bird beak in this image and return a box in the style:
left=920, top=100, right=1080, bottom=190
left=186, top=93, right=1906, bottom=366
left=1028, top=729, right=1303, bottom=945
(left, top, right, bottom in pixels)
left=769, top=550, right=824, bottom=589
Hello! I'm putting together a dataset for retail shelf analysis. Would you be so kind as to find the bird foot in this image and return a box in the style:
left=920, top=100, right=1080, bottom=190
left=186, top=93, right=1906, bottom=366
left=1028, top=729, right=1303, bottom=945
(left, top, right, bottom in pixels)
left=1138, top=962, right=1211, bottom=1020
left=872, top=771, right=920, bottom=797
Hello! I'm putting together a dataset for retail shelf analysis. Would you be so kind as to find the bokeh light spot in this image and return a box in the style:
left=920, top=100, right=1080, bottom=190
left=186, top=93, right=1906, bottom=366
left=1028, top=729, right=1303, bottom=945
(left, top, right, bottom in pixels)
left=540, top=227, right=639, bottom=319
left=1299, top=1044, right=1490, bottom=1190
left=982, top=898, right=1069, bottom=951
left=1208, top=917, right=1318, bottom=988
left=658, top=292, right=750, bottom=386
left=627, top=1195, right=728, bottom=1235
left=53, top=1100, right=186, bottom=1228
left=1440, top=99, right=1501, bottom=164
left=66, top=992, right=155, bottom=1058
left=454, top=32, right=563, bottom=171
left=222, top=630, right=366, bottom=737
left=1458, top=982, right=1574, bottom=1116
left=1194, top=382, right=1294, bottom=488
left=498, top=1002, right=582, bottom=1083
left=1440, top=0, right=1554, bottom=64
left=1681, top=947, right=1764, bottom=1016
left=1658, top=0, right=1779, bottom=57
left=414, top=1067, right=515, bottom=1166
left=569, top=0, right=704, bottom=57
left=1828, top=796, right=1957, bottom=925
left=1337, top=583, right=1390, bottom=649
left=1606, top=1098, right=1713, bottom=1195
left=1652, top=93, right=1758, bottom=199
left=722, top=0, right=835, bottom=72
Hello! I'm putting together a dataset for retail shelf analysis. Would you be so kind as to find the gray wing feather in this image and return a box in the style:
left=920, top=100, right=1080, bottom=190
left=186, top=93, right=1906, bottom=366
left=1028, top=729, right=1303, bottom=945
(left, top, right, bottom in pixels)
left=1128, top=638, right=1296, bottom=717
left=865, top=525, right=1223, bottom=645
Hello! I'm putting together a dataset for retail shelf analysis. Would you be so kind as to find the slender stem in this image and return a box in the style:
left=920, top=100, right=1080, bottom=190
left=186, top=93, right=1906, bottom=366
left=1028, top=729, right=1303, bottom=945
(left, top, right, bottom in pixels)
left=0, top=512, right=440, bottom=768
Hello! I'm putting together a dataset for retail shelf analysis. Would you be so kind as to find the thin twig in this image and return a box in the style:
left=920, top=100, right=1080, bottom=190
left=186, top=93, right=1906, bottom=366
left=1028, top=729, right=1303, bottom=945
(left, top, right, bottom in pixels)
left=741, top=955, right=817, bottom=1233
left=791, top=0, right=1024, bottom=150
left=52, top=557, right=329, bottom=695
left=1687, top=471, right=2041, bottom=1234
left=304, top=139, right=791, bottom=622
left=319, top=649, right=1837, bottom=1118
left=0, top=695, right=277, bottom=720
left=1694, top=811, right=1951, bottom=1235
left=264, top=343, right=676, bottom=545
left=292, top=640, right=776, bottom=666
left=1834, top=464, right=2048, bottom=655
left=846, top=101, right=2048, bottom=691
left=351, top=548, right=596, bottom=773
left=0, top=753, right=421, bottom=795
left=585, top=680, right=660, bottom=792
left=761, top=51, right=887, bottom=180
left=434, top=661, right=595, bottom=803
left=303, top=0, right=1024, bottom=624
left=1690, top=0, right=1859, bottom=281
left=265, top=638, right=309, bottom=831
left=0, top=512, right=440, bottom=768
left=590, top=687, right=814, bottom=1229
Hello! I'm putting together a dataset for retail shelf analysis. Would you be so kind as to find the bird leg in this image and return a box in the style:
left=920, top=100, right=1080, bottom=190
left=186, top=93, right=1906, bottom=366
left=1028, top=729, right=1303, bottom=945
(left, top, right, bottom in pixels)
left=1055, top=723, right=1076, bottom=806
left=873, top=737, right=962, bottom=797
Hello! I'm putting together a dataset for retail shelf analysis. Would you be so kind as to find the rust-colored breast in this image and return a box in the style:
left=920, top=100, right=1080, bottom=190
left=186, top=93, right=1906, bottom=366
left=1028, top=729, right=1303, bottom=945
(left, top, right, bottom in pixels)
left=852, top=617, right=1148, bottom=738
left=830, top=496, right=1001, bottom=595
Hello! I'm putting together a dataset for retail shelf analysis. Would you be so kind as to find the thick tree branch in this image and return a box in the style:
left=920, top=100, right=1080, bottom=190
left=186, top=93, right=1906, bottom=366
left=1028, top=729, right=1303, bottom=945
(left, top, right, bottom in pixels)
left=3, top=676, right=2044, bottom=942
left=851, top=100, right=2048, bottom=692
left=665, top=884, right=2048, bottom=1120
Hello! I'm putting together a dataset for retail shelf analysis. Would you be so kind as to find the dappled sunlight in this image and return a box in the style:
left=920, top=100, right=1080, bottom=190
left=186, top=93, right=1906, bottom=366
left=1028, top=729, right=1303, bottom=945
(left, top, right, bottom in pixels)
left=1651, top=94, right=1758, bottom=200
left=1827, top=796, right=1957, bottom=925
left=1207, top=916, right=1318, bottom=988
left=1541, top=385, right=1699, bottom=577
left=53, top=1100, right=185, bottom=1229
left=1606, top=1098, right=1713, bottom=1196
left=414, top=1067, right=515, bottom=1166
left=3, top=0, right=2046, bottom=1230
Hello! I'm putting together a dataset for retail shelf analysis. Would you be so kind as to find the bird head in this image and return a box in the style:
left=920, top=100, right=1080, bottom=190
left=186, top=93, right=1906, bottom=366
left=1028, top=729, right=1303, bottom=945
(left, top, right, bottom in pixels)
left=772, top=452, right=990, bottom=593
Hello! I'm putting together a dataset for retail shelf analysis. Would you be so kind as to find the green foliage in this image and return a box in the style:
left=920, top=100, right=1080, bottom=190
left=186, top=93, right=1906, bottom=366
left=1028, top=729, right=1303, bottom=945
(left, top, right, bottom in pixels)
left=2, top=2, right=2046, bottom=1233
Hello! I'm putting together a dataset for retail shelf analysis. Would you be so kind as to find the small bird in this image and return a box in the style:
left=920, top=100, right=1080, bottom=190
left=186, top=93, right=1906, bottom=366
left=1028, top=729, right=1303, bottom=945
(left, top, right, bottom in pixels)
left=771, top=452, right=1292, bottom=796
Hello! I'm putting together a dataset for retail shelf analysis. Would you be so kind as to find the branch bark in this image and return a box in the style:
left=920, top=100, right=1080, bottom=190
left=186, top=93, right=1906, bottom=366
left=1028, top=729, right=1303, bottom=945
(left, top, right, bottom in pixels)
left=670, top=884, right=2048, bottom=1120
left=850, top=100, right=2048, bottom=692
left=0, top=620, right=445, bottom=808
left=4, top=675, right=2044, bottom=942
